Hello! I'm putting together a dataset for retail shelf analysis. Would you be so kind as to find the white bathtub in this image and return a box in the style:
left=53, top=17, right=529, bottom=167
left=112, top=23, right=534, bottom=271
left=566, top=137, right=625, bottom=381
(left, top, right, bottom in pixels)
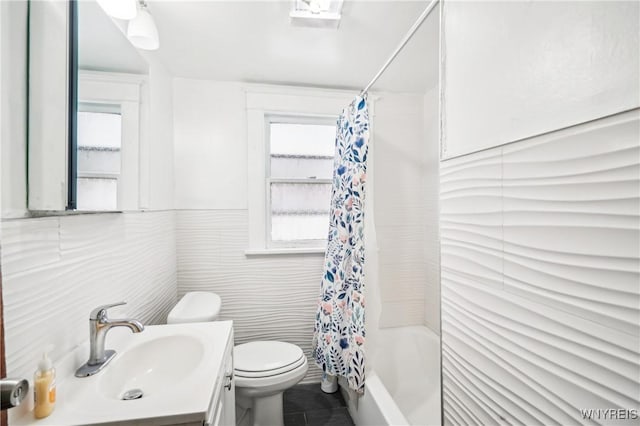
left=342, top=326, right=441, bottom=426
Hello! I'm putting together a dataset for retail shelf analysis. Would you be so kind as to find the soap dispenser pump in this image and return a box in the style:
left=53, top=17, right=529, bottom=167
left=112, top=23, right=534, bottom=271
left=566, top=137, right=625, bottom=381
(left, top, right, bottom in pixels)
left=33, top=346, right=56, bottom=419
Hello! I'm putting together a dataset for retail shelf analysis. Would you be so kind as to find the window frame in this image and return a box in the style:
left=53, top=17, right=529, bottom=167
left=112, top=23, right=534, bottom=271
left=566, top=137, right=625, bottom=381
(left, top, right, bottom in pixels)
left=245, top=86, right=359, bottom=255
left=265, top=114, right=336, bottom=249
left=77, top=70, right=145, bottom=211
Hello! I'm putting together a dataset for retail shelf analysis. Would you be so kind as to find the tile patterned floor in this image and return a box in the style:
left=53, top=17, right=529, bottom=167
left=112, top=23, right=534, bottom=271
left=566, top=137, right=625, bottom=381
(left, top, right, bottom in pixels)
left=283, top=383, right=355, bottom=426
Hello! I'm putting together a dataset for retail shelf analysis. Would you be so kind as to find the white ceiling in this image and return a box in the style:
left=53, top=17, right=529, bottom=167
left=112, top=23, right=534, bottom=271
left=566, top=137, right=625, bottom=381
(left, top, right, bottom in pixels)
left=149, top=0, right=439, bottom=93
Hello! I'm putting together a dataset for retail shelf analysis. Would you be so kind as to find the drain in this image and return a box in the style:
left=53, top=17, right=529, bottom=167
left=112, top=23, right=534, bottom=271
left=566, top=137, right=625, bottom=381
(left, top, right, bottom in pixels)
left=122, top=389, right=144, bottom=400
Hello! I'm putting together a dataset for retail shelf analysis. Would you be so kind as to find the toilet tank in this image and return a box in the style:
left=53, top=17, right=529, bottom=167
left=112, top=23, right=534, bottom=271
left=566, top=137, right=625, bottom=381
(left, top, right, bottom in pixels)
left=167, top=292, right=222, bottom=324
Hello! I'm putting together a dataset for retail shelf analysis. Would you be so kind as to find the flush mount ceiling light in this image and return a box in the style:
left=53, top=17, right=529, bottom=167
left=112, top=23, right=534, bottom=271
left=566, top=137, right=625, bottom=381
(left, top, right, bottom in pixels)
left=127, top=0, right=159, bottom=50
left=97, top=0, right=137, bottom=20
left=290, top=0, right=344, bottom=29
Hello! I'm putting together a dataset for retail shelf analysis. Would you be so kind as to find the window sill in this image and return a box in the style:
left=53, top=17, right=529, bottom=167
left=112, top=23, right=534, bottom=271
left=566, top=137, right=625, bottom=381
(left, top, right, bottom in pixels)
left=244, top=247, right=326, bottom=256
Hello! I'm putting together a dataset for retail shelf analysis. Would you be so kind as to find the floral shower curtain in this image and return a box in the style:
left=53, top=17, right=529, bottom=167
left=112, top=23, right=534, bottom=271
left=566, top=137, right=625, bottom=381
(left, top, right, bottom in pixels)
left=312, top=95, right=369, bottom=393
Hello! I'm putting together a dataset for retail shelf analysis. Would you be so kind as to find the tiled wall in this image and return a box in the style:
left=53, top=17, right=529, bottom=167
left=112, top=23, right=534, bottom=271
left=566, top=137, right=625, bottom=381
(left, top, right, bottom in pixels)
left=373, top=93, right=438, bottom=329
left=440, top=110, right=640, bottom=424
left=423, top=87, right=440, bottom=334
left=1, top=211, right=177, bottom=381
left=175, top=209, right=324, bottom=383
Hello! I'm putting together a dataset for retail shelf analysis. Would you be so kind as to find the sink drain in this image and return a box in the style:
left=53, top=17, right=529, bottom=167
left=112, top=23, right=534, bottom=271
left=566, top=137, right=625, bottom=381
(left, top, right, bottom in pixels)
left=122, top=389, right=144, bottom=400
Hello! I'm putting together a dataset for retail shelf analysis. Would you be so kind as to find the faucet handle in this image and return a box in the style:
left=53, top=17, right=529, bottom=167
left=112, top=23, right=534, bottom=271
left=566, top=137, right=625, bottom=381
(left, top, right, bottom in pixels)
left=90, top=302, right=126, bottom=320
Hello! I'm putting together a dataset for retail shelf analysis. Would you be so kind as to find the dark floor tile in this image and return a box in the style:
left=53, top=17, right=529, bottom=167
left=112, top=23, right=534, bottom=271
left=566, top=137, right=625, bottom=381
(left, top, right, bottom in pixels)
left=305, top=407, right=354, bottom=426
left=284, top=411, right=307, bottom=426
left=284, top=384, right=346, bottom=414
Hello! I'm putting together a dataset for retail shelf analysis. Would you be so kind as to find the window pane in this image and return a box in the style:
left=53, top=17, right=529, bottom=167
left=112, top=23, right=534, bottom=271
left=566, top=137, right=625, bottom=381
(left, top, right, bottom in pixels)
left=76, top=178, right=117, bottom=211
left=270, top=182, right=332, bottom=214
left=77, top=111, right=121, bottom=149
left=78, top=149, right=120, bottom=174
left=269, top=122, right=335, bottom=179
left=270, top=156, right=333, bottom=179
left=270, top=182, right=332, bottom=242
left=77, top=110, right=121, bottom=210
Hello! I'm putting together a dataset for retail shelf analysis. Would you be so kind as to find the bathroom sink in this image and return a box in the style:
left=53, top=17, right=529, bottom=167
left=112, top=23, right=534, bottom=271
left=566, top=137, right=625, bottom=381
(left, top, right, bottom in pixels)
left=98, top=335, right=204, bottom=400
left=10, top=321, right=234, bottom=426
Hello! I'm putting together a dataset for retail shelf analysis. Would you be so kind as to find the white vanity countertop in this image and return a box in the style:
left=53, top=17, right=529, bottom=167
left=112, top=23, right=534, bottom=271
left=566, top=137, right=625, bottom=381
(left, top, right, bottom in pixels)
left=12, top=321, right=233, bottom=426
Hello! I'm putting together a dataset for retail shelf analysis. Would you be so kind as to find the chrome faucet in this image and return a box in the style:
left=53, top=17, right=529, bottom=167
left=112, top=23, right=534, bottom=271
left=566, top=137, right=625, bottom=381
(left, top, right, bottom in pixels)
left=75, top=302, right=144, bottom=377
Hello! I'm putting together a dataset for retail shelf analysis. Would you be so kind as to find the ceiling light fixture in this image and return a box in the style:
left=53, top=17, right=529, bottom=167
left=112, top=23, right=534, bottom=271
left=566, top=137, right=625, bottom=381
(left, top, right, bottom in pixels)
left=290, top=0, right=343, bottom=28
left=127, top=0, right=159, bottom=51
left=96, top=0, right=137, bottom=20
left=308, top=0, right=331, bottom=14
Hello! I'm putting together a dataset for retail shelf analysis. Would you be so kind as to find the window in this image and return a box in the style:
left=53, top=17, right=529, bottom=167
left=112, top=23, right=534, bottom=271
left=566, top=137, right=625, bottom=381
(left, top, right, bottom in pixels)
left=76, top=104, right=122, bottom=211
left=267, top=118, right=336, bottom=247
left=245, top=87, right=358, bottom=254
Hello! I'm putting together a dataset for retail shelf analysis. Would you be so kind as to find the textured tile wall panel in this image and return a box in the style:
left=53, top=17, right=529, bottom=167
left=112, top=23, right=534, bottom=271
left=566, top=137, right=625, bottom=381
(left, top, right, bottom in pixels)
left=424, top=87, right=441, bottom=334
left=1, top=211, right=177, bottom=380
left=378, top=300, right=427, bottom=328
left=441, top=110, right=640, bottom=425
left=374, top=95, right=431, bottom=328
left=175, top=210, right=325, bottom=383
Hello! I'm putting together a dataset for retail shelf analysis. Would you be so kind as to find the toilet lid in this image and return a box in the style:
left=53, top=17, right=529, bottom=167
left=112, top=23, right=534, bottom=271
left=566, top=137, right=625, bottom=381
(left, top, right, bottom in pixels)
left=234, top=341, right=305, bottom=377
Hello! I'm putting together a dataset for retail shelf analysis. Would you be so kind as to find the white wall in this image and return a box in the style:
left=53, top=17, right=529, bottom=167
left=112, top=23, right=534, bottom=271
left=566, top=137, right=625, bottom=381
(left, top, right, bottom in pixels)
left=441, top=110, right=640, bottom=426
left=373, top=91, right=438, bottom=329
left=423, top=87, right=440, bottom=334
left=140, top=55, right=176, bottom=210
left=173, top=79, right=247, bottom=210
left=172, top=79, right=438, bottom=381
left=440, top=1, right=640, bottom=424
left=0, top=0, right=27, bottom=218
left=441, top=0, right=640, bottom=159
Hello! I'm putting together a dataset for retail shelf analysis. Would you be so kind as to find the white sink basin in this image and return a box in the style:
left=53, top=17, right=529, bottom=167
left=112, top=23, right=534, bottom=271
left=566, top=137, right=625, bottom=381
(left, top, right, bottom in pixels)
left=11, top=321, right=233, bottom=426
left=98, top=335, right=205, bottom=400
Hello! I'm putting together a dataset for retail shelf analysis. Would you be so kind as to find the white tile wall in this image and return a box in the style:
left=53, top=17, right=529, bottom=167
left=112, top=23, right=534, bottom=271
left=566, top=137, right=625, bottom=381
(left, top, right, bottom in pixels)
left=1, top=211, right=177, bottom=380
left=441, top=110, right=640, bottom=424
left=374, top=93, right=440, bottom=329
left=175, top=209, right=325, bottom=383
left=423, top=87, right=440, bottom=334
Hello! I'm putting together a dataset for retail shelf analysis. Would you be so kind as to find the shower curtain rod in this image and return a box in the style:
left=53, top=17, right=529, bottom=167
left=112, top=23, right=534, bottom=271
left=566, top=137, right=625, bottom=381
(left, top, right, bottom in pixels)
left=360, top=0, right=440, bottom=96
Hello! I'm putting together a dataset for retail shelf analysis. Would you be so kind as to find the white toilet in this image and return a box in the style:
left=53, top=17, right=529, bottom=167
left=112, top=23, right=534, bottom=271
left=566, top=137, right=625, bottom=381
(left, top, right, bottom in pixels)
left=167, top=292, right=308, bottom=426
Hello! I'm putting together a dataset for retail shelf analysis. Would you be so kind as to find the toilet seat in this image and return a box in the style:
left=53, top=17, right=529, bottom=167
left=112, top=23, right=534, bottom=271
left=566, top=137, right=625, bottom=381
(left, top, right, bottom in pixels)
left=235, top=356, right=307, bottom=378
left=234, top=357, right=308, bottom=392
left=234, top=341, right=305, bottom=378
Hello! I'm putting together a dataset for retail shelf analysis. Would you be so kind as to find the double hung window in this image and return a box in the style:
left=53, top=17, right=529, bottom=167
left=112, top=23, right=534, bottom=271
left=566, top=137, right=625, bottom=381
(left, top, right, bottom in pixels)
left=266, top=117, right=336, bottom=248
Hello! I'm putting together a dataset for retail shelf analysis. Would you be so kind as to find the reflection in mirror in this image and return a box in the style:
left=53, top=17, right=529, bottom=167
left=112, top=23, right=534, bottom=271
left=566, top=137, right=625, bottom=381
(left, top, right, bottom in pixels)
left=76, top=105, right=122, bottom=211
left=76, top=0, right=148, bottom=211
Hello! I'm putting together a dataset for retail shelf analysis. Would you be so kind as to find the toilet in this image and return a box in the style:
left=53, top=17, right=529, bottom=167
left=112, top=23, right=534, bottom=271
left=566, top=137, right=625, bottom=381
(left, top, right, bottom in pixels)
left=167, top=292, right=308, bottom=426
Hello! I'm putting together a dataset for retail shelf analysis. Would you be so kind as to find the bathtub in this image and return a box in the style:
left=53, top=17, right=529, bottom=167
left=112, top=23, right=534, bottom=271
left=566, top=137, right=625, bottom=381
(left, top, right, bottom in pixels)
left=341, top=326, right=441, bottom=426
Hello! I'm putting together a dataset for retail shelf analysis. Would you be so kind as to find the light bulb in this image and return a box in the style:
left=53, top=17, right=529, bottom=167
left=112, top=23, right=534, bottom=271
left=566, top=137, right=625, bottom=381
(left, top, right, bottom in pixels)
left=309, top=0, right=331, bottom=13
left=309, top=0, right=321, bottom=14
left=96, top=0, right=137, bottom=20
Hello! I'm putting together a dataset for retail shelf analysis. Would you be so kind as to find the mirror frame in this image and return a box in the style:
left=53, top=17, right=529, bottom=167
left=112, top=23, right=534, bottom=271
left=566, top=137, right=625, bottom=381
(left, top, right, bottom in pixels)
left=27, top=0, right=77, bottom=212
left=68, top=0, right=78, bottom=210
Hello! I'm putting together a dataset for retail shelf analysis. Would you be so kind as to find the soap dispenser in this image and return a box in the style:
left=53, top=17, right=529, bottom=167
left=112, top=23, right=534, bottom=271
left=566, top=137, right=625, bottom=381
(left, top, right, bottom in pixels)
left=33, top=346, right=56, bottom=419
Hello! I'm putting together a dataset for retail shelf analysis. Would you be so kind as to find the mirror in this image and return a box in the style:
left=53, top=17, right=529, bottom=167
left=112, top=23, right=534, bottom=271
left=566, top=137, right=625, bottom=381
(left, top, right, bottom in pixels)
left=28, top=0, right=149, bottom=212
